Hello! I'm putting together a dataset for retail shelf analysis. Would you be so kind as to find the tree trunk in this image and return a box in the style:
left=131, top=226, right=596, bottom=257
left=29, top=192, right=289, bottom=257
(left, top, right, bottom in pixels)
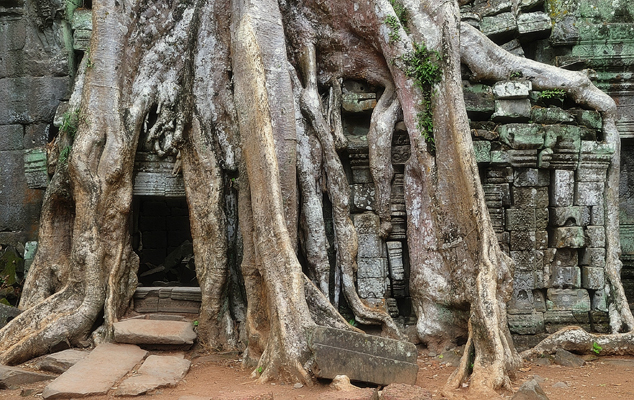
left=1, top=0, right=629, bottom=395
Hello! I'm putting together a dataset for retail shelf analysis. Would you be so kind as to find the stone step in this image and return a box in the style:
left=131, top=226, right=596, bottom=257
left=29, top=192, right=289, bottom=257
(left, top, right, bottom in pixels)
left=115, top=354, right=191, bottom=396
left=0, top=365, right=55, bottom=389
left=113, top=319, right=197, bottom=348
left=133, top=287, right=201, bottom=314
left=36, top=349, right=89, bottom=374
left=42, top=343, right=147, bottom=399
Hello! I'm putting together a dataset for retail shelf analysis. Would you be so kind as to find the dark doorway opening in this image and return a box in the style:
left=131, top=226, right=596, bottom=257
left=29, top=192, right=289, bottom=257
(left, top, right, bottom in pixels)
left=132, top=196, right=197, bottom=287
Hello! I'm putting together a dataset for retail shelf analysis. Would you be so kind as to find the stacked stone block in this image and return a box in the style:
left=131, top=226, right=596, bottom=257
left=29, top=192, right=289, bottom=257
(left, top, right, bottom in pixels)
left=469, top=78, right=612, bottom=334
left=341, top=83, right=412, bottom=322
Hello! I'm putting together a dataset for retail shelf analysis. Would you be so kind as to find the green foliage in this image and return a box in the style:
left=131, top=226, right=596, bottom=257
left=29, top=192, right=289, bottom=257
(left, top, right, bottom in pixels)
left=540, top=89, right=566, bottom=99
left=60, top=110, right=80, bottom=141
left=592, top=341, right=602, bottom=355
left=348, top=318, right=357, bottom=327
left=389, top=0, right=408, bottom=31
left=510, top=70, right=523, bottom=79
left=385, top=15, right=401, bottom=43
left=193, top=320, right=199, bottom=327
left=59, top=145, right=72, bottom=165
left=402, top=42, right=442, bottom=151
left=257, top=366, right=263, bottom=374
left=0, top=247, right=25, bottom=306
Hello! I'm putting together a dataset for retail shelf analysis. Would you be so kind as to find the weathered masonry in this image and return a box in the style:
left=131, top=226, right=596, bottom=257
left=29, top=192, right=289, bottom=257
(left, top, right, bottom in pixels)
left=2, top=0, right=634, bottom=342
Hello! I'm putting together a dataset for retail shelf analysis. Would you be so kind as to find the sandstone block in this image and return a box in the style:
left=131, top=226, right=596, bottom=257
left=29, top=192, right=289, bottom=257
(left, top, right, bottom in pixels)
left=546, top=288, right=591, bottom=312
left=37, top=349, right=89, bottom=374
left=115, top=355, right=190, bottom=396
left=508, top=313, right=545, bottom=336
left=42, top=344, right=147, bottom=399
left=531, top=107, right=575, bottom=125
left=550, top=170, right=574, bottom=207
left=0, top=366, right=53, bottom=389
left=514, top=168, right=549, bottom=187
left=492, top=99, right=531, bottom=122
left=580, top=247, right=605, bottom=268
left=581, top=266, right=604, bottom=290
left=506, top=208, right=536, bottom=230
left=113, top=319, right=196, bottom=345
left=493, top=81, right=532, bottom=99
left=549, top=227, right=585, bottom=248
left=575, top=181, right=604, bottom=206
left=548, top=206, right=590, bottom=227
left=310, top=327, right=418, bottom=386
left=586, top=226, right=605, bottom=248
left=498, top=123, right=543, bottom=149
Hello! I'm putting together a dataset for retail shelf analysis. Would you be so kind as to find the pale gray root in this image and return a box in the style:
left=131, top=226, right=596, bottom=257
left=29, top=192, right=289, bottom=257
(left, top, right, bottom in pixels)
left=327, top=78, right=347, bottom=151
left=372, top=0, right=520, bottom=392
left=232, top=6, right=314, bottom=384
left=303, top=275, right=363, bottom=333
left=291, top=66, right=331, bottom=298
left=368, top=83, right=400, bottom=238
left=19, top=57, right=88, bottom=310
left=461, top=22, right=634, bottom=333
left=298, top=43, right=403, bottom=340
left=521, top=326, right=634, bottom=358
left=0, top=285, right=102, bottom=365
left=182, top=116, right=234, bottom=350
left=2, top=0, right=140, bottom=362
left=238, top=161, right=269, bottom=368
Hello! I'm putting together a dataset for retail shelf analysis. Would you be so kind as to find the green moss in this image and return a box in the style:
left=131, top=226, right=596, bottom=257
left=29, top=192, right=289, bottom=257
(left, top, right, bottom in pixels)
left=59, top=145, right=72, bottom=165
left=60, top=110, right=80, bottom=142
left=385, top=15, right=401, bottom=43
left=389, top=0, right=408, bottom=31
left=402, top=42, right=442, bottom=151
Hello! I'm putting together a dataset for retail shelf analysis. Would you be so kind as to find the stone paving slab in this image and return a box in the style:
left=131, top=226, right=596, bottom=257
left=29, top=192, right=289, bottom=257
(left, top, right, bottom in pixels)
left=0, top=365, right=55, bottom=388
left=309, top=327, right=418, bottom=386
left=114, top=319, right=197, bottom=345
left=37, top=349, right=89, bottom=374
left=42, top=343, right=147, bottom=399
left=115, top=354, right=191, bottom=396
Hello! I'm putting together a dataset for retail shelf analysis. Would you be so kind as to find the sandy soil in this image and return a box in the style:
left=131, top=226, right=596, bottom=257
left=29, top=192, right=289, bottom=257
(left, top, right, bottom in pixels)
left=2, top=349, right=634, bottom=399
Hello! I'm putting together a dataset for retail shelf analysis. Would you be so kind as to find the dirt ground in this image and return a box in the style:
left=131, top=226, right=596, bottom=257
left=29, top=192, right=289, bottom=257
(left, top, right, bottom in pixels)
left=2, top=349, right=634, bottom=399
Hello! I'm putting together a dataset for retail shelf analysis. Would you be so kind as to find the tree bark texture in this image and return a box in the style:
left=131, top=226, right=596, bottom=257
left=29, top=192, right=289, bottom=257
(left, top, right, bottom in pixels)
left=0, top=0, right=628, bottom=394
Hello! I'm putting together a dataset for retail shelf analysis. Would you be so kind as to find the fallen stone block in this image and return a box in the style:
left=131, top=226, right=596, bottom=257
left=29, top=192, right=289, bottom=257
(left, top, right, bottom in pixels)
left=42, top=343, right=147, bottom=399
left=0, top=365, right=55, bottom=389
left=113, top=319, right=197, bottom=346
left=310, top=327, right=418, bottom=386
left=115, top=355, right=190, bottom=396
left=511, top=378, right=549, bottom=400
left=553, top=349, right=584, bottom=367
left=381, top=383, right=432, bottom=400
left=517, top=12, right=551, bottom=39
left=37, top=349, right=89, bottom=374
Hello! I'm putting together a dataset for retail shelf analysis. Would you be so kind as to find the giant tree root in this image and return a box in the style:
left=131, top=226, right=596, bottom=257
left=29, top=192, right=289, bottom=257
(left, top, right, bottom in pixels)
left=522, top=326, right=634, bottom=358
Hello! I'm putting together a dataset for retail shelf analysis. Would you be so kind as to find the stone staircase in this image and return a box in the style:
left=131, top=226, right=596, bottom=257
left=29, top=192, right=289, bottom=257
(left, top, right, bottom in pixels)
left=38, top=288, right=199, bottom=399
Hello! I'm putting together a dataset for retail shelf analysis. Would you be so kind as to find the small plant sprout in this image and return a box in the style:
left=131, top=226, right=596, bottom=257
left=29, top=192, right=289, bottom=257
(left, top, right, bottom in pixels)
left=592, top=342, right=602, bottom=355
left=385, top=15, right=401, bottom=43
left=193, top=320, right=199, bottom=327
left=540, top=89, right=566, bottom=99
left=510, top=70, right=523, bottom=79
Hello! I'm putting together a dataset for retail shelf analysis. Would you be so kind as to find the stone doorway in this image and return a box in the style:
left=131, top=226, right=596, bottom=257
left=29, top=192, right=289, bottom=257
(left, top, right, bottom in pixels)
left=131, top=195, right=196, bottom=288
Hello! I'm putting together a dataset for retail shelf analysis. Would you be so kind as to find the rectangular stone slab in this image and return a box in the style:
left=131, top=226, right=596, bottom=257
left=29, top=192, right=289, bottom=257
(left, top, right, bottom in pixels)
left=114, top=319, right=197, bottom=345
left=42, top=343, right=147, bottom=399
left=309, top=327, right=418, bottom=385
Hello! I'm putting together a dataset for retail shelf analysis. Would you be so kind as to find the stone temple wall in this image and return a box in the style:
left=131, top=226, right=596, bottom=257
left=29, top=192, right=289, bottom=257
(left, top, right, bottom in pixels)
left=0, top=0, right=74, bottom=245
left=2, top=0, right=634, bottom=338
